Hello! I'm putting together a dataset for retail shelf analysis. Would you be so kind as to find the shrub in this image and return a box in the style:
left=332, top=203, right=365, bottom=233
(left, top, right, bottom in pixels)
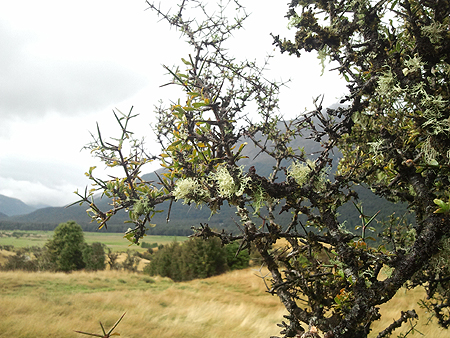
left=106, top=248, right=120, bottom=270
left=225, top=241, right=250, bottom=270
left=140, top=241, right=158, bottom=249
left=121, top=250, right=140, bottom=272
left=82, top=242, right=106, bottom=271
left=144, top=237, right=248, bottom=281
left=1, top=250, right=39, bottom=271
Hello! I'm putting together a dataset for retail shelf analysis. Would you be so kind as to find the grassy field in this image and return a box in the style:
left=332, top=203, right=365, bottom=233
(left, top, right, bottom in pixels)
left=0, top=230, right=186, bottom=252
left=0, top=268, right=287, bottom=338
left=1, top=232, right=448, bottom=337
left=0, top=269, right=448, bottom=338
left=0, top=267, right=448, bottom=337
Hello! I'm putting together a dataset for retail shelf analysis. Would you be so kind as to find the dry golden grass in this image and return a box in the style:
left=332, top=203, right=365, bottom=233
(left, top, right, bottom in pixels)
left=113, top=252, right=150, bottom=271
left=0, top=249, right=15, bottom=266
left=371, top=286, right=448, bottom=337
left=0, top=268, right=286, bottom=338
left=0, top=267, right=448, bottom=338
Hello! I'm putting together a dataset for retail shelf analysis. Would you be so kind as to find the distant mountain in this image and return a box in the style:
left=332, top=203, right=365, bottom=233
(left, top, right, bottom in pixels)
left=0, top=194, right=37, bottom=216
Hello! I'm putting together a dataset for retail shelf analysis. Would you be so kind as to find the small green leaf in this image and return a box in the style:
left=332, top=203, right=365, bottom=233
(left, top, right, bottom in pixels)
left=181, top=57, right=191, bottom=65
left=192, top=102, right=206, bottom=108
left=428, top=159, right=439, bottom=166
left=434, top=198, right=450, bottom=214
left=171, top=140, right=182, bottom=147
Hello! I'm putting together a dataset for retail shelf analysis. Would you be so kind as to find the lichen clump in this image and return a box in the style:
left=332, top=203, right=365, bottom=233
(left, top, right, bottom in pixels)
left=173, top=177, right=210, bottom=207
left=211, top=165, right=251, bottom=198
left=288, top=160, right=315, bottom=186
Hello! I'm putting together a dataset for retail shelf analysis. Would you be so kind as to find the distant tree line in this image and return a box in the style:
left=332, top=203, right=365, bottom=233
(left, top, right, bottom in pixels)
left=0, top=186, right=415, bottom=239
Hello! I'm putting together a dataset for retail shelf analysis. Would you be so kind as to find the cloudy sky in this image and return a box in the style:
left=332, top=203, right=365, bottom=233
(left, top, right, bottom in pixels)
left=0, top=0, right=347, bottom=207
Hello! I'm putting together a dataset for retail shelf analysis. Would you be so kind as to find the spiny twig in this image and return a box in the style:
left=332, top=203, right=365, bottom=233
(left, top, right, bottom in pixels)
left=74, top=312, right=126, bottom=338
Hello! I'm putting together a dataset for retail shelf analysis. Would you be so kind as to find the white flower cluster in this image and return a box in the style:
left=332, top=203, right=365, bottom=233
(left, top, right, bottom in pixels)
left=210, top=165, right=251, bottom=199
left=173, top=177, right=210, bottom=207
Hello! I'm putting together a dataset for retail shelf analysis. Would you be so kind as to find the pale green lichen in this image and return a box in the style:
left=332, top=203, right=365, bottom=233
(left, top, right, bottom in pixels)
left=317, top=45, right=330, bottom=76
left=211, top=165, right=251, bottom=199
left=402, top=56, right=424, bottom=76
left=377, top=67, right=402, bottom=97
left=287, top=13, right=301, bottom=30
left=173, top=177, right=210, bottom=207
left=421, top=20, right=448, bottom=45
left=288, top=160, right=315, bottom=186
left=412, top=81, right=449, bottom=135
left=422, top=136, right=438, bottom=165
left=251, top=184, right=267, bottom=214
left=132, top=198, right=153, bottom=217
left=288, top=160, right=329, bottom=190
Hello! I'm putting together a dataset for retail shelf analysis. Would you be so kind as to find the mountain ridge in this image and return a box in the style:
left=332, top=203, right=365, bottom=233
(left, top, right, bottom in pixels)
left=0, top=194, right=37, bottom=217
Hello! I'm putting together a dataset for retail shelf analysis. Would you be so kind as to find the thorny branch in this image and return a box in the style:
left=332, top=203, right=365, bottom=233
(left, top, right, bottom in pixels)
left=78, top=1, right=450, bottom=337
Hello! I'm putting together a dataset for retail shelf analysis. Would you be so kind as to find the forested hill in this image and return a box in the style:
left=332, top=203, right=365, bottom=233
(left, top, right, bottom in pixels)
left=0, top=118, right=412, bottom=235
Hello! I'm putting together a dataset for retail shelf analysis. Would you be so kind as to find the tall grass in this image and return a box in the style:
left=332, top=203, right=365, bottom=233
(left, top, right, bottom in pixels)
left=0, top=269, right=286, bottom=338
left=0, top=268, right=448, bottom=337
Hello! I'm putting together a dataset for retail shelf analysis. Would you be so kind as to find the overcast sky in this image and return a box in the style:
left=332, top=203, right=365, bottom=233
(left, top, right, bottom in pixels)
left=0, top=0, right=347, bottom=207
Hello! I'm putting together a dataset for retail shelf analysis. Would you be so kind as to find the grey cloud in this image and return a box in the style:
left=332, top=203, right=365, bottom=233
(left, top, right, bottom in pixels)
left=0, top=22, right=148, bottom=120
left=0, top=155, right=87, bottom=188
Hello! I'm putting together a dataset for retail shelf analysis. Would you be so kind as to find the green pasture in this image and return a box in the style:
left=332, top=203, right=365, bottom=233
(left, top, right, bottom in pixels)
left=0, top=230, right=186, bottom=251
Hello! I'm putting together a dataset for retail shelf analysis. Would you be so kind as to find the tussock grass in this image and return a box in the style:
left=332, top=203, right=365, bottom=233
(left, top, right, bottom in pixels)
left=0, top=249, right=15, bottom=265
left=0, top=269, right=286, bottom=338
left=1, top=268, right=448, bottom=337
left=372, top=286, right=448, bottom=337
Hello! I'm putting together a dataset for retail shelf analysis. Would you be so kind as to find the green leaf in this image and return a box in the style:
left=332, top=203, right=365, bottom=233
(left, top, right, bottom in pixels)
left=173, top=106, right=185, bottom=115
left=434, top=198, right=450, bottom=214
left=181, top=57, right=192, bottom=66
left=192, top=102, right=206, bottom=108
left=171, top=140, right=182, bottom=147
left=428, top=159, right=439, bottom=166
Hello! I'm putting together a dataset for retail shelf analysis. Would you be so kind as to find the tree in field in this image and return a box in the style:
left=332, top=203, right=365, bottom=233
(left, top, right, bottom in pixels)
left=44, top=221, right=86, bottom=272
left=73, top=1, right=450, bottom=337
left=82, top=242, right=106, bottom=271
